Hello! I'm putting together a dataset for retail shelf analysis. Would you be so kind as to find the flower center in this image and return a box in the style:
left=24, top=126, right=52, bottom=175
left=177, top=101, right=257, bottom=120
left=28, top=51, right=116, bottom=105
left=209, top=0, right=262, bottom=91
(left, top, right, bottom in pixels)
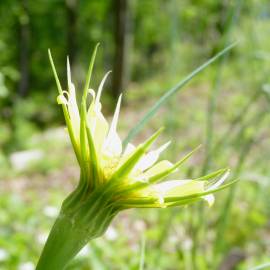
left=103, top=156, right=120, bottom=180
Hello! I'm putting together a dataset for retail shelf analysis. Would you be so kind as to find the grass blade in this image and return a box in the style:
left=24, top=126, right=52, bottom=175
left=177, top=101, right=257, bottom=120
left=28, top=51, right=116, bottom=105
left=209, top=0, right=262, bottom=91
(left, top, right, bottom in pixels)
left=123, top=42, right=237, bottom=147
left=248, top=262, right=270, bottom=270
left=139, top=235, right=146, bottom=270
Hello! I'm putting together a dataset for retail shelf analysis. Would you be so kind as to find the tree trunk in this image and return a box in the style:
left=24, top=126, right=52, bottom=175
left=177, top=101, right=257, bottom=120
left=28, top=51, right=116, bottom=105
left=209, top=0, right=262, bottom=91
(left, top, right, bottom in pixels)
left=66, top=0, right=78, bottom=65
left=111, top=0, right=130, bottom=99
left=18, top=0, right=30, bottom=97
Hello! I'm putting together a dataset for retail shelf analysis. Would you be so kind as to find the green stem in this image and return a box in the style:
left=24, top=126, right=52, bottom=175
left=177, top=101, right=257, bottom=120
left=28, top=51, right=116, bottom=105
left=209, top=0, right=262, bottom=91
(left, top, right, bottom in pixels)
left=36, top=185, right=118, bottom=270
left=36, top=214, right=90, bottom=270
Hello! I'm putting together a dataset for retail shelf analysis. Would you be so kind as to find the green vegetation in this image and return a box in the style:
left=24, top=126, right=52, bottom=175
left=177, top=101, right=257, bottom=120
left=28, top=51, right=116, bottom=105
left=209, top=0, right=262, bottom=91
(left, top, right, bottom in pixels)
left=0, top=0, right=270, bottom=269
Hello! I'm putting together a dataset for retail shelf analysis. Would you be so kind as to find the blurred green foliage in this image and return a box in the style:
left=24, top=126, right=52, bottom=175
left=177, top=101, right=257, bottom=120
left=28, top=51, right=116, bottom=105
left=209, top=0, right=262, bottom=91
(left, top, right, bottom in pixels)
left=0, top=0, right=270, bottom=269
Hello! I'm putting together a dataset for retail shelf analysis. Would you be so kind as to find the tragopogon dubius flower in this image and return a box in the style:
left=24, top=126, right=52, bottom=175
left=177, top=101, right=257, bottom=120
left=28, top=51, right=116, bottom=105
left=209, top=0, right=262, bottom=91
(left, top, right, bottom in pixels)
left=36, top=45, right=233, bottom=270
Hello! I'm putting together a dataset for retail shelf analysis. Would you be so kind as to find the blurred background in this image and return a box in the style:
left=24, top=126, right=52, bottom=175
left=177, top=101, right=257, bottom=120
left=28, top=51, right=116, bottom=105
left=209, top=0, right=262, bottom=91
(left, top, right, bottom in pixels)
left=0, top=0, right=270, bottom=269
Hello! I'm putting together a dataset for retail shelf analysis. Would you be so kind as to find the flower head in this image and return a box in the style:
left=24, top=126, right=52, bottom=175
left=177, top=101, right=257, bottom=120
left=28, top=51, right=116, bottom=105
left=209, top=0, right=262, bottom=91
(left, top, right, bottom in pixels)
left=36, top=45, right=235, bottom=270
left=48, top=45, right=231, bottom=211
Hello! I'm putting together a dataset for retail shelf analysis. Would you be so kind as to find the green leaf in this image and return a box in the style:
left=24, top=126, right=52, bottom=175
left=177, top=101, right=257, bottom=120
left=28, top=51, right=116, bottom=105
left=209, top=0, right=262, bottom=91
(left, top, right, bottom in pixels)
left=123, top=42, right=237, bottom=148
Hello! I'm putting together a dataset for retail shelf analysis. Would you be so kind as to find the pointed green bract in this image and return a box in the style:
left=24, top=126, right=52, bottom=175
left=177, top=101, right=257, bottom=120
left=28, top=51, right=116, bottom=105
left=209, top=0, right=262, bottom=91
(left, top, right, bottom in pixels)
left=48, top=49, right=63, bottom=95
left=148, top=145, right=202, bottom=184
left=48, top=50, right=81, bottom=163
left=86, top=123, right=100, bottom=188
left=196, top=168, right=229, bottom=181
left=83, top=43, right=99, bottom=101
left=110, top=128, right=164, bottom=182
left=80, top=44, right=100, bottom=179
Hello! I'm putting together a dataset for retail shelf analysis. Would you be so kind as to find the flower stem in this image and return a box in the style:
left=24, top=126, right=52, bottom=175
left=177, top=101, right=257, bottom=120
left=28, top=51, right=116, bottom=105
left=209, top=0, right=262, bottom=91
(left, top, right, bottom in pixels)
left=36, top=185, right=118, bottom=270
left=36, top=214, right=89, bottom=270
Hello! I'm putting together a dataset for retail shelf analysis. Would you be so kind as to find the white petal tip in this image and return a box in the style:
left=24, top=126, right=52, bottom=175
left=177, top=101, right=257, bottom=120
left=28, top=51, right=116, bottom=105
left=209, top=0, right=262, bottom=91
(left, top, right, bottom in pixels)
left=158, top=195, right=165, bottom=206
left=88, top=89, right=96, bottom=99
left=210, top=170, right=230, bottom=190
left=203, top=194, right=215, bottom=207
left=157, top=141, right=171, bottom=154
left=96, top=71, right=112, bottom=102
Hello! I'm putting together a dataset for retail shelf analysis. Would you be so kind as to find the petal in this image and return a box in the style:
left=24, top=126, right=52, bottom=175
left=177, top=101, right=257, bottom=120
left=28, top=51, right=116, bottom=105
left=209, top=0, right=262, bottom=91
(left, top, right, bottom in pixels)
left=87, top=100, right=109, bottom=152
left=86, top=72, right=111, bottom=152
left=67, top=58, right=80, bottom=139
left=143, top=160, right=173, bottom=179
left=118, top=143, right=136, bottom=166
left=96, top=71, right=111, bottom=107
left=203, top=194, right=215, bottom=207
left=134, top=141, right=171, bottom=172
left=110, top=129, right=163, bottom=182
left=102, top=94, right=122, bottom=157
left=208, top=170, right=230, bottom=190
left=123, top=143, right=136, bottom=157
left=154, top=180, right=205, bottom=197
left=202, top=170, right=229, bottom=207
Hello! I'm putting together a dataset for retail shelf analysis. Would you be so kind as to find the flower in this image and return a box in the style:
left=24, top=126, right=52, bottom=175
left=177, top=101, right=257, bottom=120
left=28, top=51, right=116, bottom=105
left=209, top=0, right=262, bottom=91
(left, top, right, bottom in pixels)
left=48, top=45, right=231, bottom=211
left=36, top=45, right=233, bottom=270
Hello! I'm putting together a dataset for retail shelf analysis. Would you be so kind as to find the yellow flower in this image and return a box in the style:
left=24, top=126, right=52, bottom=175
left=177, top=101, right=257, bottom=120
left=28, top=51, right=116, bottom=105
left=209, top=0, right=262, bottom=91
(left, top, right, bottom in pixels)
left=36, top=46, right=235, bottom=270
left=49, top=45, right=231, bottom=211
